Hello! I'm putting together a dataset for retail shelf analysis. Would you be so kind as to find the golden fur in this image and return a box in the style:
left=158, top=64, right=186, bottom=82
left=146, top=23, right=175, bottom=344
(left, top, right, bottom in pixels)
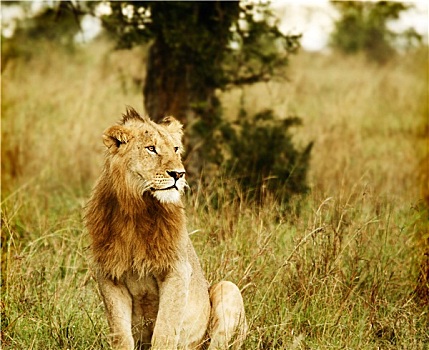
left=85, top=107, right=246, bottom=349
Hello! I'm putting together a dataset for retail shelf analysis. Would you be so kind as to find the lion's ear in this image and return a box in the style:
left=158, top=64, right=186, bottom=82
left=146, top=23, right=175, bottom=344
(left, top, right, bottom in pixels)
left=161, top=116, right=183, bottom=137
left=103, top=125, right=133, bottom=152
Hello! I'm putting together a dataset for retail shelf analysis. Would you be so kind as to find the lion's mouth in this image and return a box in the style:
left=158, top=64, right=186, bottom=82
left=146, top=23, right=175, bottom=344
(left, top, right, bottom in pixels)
left=151, top=185, right=178, bottom=192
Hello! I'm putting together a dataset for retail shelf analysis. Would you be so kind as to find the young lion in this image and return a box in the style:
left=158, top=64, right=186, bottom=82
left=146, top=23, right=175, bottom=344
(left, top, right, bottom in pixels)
left=85, top=107, right=247, bottom=350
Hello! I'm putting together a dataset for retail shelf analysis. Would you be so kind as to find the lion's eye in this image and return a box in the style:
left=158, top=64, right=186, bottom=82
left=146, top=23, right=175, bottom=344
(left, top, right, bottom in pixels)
left=145, top=146, right=157, bottom=154
left=174, top=147, right=179, bottom=153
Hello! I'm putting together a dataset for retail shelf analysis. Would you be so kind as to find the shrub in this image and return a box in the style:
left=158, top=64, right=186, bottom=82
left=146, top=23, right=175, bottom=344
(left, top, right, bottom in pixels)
left=221, top=109, right=313, bottom=203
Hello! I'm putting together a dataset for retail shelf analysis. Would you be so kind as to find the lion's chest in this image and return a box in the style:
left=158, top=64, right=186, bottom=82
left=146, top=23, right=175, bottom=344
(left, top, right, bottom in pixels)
left=126, top=271, right=160, bottom=308
left=89, top=193, right=187, bottom=278
left=123, top=270, right=160, bottom=334
left=127, top=219, right=184, bottom=272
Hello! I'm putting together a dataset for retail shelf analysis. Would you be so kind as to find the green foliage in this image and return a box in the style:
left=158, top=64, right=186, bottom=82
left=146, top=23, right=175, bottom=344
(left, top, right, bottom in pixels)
left=98, top=1, right=300, bottom=89
left=1, top=2, right=82, bottom=68
left=330, top=1, right=420, bottom=63
left=221, top=110, right=313, bottom=202
left=226, top=2, right=301, bottom=85
left=186, top=107, right=313, bottom=202
left=17, top=3, right=82, bottom=45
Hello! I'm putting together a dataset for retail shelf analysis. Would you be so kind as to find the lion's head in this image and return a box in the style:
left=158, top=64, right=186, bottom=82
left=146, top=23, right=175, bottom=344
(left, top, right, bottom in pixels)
left=102, top=107, right=187, bottom=204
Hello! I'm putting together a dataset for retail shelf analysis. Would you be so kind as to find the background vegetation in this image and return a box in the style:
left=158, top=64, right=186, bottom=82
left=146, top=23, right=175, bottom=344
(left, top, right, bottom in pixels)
left=1, top=3, right=428, bottom=349
left=94, top=1, right=303, bottom=181
left=330, top=1, right=422, bottom=63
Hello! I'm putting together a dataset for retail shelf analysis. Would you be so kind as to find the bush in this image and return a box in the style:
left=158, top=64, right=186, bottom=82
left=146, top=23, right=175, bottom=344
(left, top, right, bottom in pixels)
left=221, top=109, right=313, bottom=203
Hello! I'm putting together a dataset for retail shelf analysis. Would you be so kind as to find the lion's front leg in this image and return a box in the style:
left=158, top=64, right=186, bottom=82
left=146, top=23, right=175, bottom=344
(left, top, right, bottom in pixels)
left=97, top=273, right=134, bottom=350
left=151, top=261, right=192, bottom=350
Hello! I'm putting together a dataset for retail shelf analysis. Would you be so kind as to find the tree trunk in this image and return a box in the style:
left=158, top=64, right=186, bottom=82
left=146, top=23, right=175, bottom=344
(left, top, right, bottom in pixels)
left=143, top=38, right=219, bottom=180
left=142, top=2, right=240, bottom=180
left=143, top=39, right=190, bottom=124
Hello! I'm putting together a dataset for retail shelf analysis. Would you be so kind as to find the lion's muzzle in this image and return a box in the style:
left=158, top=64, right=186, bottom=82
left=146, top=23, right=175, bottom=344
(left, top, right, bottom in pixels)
left=166, top=170, right=185, bottom=180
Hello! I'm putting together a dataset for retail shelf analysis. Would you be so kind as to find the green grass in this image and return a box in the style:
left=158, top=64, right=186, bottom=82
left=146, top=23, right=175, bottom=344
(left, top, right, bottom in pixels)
left=1, top=39, right=428, bottom=349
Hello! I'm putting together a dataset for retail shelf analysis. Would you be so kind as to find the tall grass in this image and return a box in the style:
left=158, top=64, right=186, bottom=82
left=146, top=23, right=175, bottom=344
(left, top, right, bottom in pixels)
left=1, top=39, right=428, bottom=349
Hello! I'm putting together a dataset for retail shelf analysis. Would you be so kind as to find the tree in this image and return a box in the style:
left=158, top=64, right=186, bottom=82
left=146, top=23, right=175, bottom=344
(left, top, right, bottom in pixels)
left=97, top=1, right=301, bottom=176
left=330, top=1, right=420, bottom=63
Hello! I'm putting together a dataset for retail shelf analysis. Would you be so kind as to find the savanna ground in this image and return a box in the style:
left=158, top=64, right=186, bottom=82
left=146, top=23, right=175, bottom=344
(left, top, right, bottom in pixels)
left=1, top=38, right=428, bottom=349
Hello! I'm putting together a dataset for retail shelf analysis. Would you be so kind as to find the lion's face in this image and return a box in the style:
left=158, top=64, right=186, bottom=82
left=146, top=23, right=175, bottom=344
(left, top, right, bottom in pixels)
left=103, top=110, right=186, bottom=204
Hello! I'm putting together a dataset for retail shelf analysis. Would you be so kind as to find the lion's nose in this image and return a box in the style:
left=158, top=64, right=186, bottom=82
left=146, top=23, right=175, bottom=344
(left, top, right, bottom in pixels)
left=167, top=170, right=185, bottom=180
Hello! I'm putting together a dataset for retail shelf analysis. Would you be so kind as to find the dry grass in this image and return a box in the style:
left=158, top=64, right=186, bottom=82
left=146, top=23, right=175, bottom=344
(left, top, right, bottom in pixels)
left=1, top=38, right=428, bottom=349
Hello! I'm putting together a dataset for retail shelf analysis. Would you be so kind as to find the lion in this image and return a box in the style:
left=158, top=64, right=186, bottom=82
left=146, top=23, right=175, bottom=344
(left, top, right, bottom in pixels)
left=85, top=107, right=247, bottom=350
